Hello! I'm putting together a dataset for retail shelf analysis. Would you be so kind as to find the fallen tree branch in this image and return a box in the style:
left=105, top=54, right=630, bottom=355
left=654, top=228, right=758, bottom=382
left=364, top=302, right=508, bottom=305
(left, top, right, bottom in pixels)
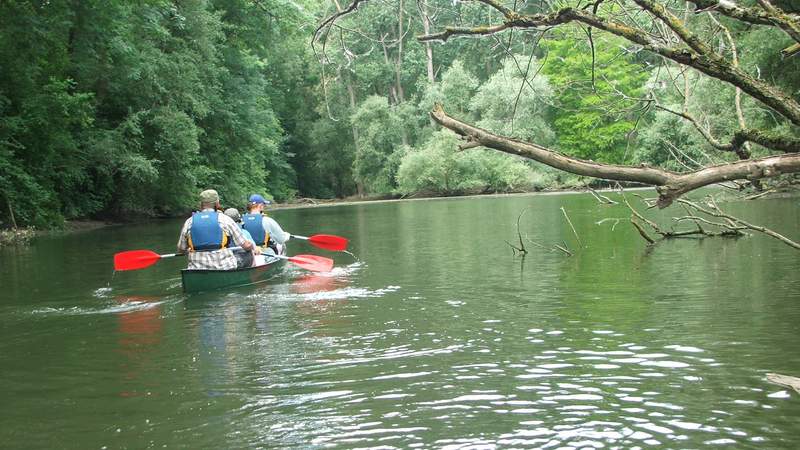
left=596, top=217, right=623, bottom=231
left=561, top=207, right=582, bottom=248
left=677, top=198, right=800, bottom=249
left=505, top=209, right=528, bottom=256
left=630, top=217, right=656, bottom=244
left=507, top=207, right=573, bottom=257
left=619, top=187, right=746, bottom=243
left=431, top=105, right=800, bottom=208
left=588, top=187, right=618, bottom=204
left=767, top=373, right=800, bottom=394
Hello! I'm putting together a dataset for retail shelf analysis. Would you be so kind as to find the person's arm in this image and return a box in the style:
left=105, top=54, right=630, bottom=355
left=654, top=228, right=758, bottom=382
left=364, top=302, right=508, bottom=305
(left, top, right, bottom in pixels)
left=263, top=217, right=290, bottom=244
left=177, top=218, right=191, bottom=253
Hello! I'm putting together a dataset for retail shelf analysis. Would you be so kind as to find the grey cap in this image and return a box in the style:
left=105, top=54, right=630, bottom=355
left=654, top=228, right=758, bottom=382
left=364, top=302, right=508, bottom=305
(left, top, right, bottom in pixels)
left=223, top=207, right=241, bottom=222
left=199, top=189, right=219, bottom=204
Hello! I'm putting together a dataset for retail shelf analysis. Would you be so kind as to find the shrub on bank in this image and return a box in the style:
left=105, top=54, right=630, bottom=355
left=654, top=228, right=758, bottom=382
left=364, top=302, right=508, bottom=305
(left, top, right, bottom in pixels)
left=0, top=228, right=35, bottom=246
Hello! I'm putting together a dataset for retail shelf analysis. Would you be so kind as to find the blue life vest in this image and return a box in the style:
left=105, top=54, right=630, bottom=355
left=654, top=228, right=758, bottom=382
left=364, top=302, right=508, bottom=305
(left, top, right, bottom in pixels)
left=242, top=213, right=268, bottom=245
left=189, top=211, right=228, bottom=251
left=240, top=227, right=256, bottom=245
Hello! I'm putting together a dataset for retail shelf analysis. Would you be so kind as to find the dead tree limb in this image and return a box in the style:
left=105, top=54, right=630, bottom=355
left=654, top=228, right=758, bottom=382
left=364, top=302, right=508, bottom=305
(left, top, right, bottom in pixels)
left=5, top=195, right=17, bottom=230
left=677, top=198, right=800, bottom=249
left=431, top=105, right=800, bottom=208
left=630, top=218, right=656, bottom=244
left=561, top=207, right=582, bottom=248
left=505, top=209, right=528, bottom=256
left=588, top=187, right=618, bottom=204
left=507, top=207, right=574, bottom=256
left=767, top=373, right=800, bottom=394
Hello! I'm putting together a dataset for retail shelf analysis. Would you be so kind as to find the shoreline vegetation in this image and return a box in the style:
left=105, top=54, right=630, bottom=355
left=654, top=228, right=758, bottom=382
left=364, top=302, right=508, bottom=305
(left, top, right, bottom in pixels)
left=0, top=227, right=36, bottom=247
left=3, top=183, right=797, bottom=248
left=0, top=186, right=629, bottom=247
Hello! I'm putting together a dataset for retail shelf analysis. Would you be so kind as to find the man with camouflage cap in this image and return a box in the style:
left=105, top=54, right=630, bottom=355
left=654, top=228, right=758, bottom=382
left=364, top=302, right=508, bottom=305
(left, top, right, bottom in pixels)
left=177, top=189, right=259, bottom=270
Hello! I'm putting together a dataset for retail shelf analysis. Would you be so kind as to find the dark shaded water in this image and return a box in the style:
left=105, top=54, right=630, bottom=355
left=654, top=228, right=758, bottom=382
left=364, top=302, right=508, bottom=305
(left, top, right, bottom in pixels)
left=1, top=190, right=799, bottom=448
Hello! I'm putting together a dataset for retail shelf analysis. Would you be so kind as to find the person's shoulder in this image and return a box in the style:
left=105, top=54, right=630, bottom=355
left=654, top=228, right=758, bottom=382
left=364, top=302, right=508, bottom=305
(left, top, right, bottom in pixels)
left=218, top=214, right=237, bottom=226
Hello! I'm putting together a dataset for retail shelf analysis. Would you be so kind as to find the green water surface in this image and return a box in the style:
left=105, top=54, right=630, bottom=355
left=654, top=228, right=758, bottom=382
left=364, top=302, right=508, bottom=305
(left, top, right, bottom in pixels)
left=1, top=190, right=799, bottom=448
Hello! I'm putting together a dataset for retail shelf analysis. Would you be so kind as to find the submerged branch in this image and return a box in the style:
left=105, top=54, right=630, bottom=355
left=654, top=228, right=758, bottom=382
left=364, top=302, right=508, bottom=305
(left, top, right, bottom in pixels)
left=677, top=198, right=800, bottom=249
left=767, top=373, right=800, bottom=394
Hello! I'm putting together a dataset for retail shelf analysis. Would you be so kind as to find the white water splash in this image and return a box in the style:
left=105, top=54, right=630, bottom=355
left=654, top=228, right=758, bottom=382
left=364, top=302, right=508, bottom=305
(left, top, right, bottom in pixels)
left=93, top=287, right=113, bottom=298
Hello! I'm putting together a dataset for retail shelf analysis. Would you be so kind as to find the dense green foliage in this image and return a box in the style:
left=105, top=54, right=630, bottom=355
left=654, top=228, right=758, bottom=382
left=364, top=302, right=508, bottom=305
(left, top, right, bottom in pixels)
left=0, top=0, right=302, bottom=227
left=542, top=35, right=650, bottom=164
left=1, top=0, right=798, bottom=228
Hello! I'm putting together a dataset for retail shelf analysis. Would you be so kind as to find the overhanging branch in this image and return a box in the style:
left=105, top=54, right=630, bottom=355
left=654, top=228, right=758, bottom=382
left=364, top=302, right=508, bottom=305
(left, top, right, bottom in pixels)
left=431, top=105, right=800, bottom=208
left=417, top=6, right=800, bottom=126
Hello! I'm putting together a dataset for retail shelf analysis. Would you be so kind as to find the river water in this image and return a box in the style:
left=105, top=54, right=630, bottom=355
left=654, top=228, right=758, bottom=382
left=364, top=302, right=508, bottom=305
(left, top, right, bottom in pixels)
left=1, top=190, right=799, bottom=448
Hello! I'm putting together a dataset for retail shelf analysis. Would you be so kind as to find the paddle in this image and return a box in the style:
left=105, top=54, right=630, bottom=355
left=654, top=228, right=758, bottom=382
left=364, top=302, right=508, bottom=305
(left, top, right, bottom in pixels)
left=114, top=250, right=179, bottom=271
left=291, top=233, right=349, bottom=252
left=114, top=248, right=334, bottom=273
left=271, top=253, right=334, bottom=273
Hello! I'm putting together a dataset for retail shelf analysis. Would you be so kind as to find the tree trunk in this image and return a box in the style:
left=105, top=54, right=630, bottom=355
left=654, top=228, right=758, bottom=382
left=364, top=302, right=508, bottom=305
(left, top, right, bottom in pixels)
left=395, top=0, right=409, bottom=146
left=345, top=72, right=365, bottom=198
left=395, top=0, right=405, bottom=103
left=421, top=1, right=436, bottom=127
left=6, top=195, right=17, bottom=229
left=431, top=105, right=800, bottom=207
left=422, top=4, right=435, bottom=84
left=380, top=39, right=399, bottom=104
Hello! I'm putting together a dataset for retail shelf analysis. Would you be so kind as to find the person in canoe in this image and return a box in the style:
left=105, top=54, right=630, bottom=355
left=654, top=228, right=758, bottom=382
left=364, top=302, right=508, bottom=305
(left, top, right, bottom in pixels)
left=223, top=207, right=267, bottom=267
left=177, top=189, right=260, bottom=270
left=242, top=194, right=291, bottom=256
left=223, top=208, right=253, bottom=242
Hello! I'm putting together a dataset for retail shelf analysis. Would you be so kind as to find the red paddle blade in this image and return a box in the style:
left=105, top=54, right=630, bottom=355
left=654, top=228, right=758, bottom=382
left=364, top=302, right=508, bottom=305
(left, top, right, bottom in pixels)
left=308, top=234, right=349, bottom=251
left=114, top=250, right=161, bottom=271
left=287, top=254, right=334, bottom=273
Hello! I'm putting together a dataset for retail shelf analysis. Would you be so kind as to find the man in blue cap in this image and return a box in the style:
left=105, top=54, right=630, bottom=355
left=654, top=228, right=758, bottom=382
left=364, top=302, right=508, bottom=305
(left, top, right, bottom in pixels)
left=242, top=194, right=291, bottom=255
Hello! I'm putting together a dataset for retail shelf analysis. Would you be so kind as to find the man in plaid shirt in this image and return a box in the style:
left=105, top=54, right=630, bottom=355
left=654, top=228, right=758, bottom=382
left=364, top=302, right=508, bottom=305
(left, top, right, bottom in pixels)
left=177, top=189, right=259, bottom=270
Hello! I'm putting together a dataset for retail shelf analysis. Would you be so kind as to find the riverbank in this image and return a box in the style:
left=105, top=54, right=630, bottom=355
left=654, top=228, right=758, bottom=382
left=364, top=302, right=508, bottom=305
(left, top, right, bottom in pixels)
left=0, top=228, right=36, bottom=246
left=0, top=188, right=609, bottom=247
left=3, top=183, right=795, bottom=248
left=269, top=186, right=646, bottom=211
left=0, top=220, right=119, bottom=248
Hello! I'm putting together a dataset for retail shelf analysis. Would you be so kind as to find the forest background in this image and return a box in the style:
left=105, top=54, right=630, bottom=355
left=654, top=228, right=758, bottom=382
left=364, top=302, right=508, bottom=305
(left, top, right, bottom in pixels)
left=1, top=0, right=798, bottom=229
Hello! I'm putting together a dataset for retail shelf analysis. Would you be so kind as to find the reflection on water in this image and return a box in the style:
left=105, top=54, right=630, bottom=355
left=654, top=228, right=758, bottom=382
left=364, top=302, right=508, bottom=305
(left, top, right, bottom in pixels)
left=115, top=296, right=163, bottom=398
left=1, top=192, right=799, bottom=448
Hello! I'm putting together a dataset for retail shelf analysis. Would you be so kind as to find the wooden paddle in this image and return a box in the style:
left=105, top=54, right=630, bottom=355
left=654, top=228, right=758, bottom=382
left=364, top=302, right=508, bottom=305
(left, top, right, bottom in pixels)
left=291, top=233, right=349, bottom=252
left=114, top=248, right=333, bottom=273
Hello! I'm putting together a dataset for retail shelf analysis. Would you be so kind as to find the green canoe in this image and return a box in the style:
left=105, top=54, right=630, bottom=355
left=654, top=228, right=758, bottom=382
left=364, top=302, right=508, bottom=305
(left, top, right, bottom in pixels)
left=181, top=255, right=287, bottom=294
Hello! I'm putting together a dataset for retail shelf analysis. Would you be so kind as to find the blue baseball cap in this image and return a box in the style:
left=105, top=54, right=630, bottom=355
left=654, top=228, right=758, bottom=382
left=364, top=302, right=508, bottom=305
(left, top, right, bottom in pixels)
left=248, top=194, right=271, bottom=205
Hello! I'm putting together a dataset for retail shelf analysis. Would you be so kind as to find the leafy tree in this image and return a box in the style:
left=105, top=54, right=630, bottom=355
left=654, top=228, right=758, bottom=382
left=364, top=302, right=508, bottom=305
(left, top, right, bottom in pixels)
left=351, top=95, right=404, bottom=194
left=397, top=130, right=541, bottom=195
left=470, top=57, right=556, bottom=147
left=419, top=60, right=479, bottom=119
left=542, top=33, right=650, bottom=163
left=0, top=0, right=295, bottom=227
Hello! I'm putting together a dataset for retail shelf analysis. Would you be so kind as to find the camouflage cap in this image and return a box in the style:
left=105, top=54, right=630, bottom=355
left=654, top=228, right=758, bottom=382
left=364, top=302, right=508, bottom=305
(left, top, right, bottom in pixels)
left=223, top=207, right=241, bottom=222
left=199, top=189, right=219, bottom=204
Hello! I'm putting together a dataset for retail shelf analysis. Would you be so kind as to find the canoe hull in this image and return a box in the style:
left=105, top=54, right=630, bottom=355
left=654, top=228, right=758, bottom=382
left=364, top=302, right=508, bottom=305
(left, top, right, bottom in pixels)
left=181, top=257, right=287, bottom=294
